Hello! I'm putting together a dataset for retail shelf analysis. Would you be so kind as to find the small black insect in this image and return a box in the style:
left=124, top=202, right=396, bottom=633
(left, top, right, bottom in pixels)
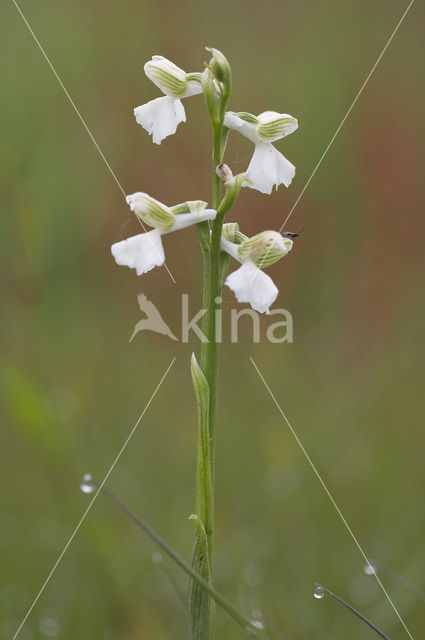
left=283, top=227, right=304, bottom=239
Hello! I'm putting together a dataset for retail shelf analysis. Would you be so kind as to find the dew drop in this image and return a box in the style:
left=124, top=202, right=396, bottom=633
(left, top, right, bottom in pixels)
left=80, top=474, right=96, bottom=494
left=251, top=620, right=264, bottom=629
left=314, top=586, right=325, bottom=599
left=363, top=561, right=377, bottom=575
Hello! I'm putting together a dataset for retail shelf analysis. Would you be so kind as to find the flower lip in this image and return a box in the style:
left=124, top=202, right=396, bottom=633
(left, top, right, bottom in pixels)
left=111, top=228, right=165, bottom=275
left=134, top=96, right=186, bottom=145
left=225, top=261, right=278, bottom=314
left=244, top=142, right=296, bottom=193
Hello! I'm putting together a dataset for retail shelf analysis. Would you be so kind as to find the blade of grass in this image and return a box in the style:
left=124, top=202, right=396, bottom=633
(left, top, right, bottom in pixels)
left=95, top=481, right=270, bottom=640
left=314, top=583, right=391, bottom=639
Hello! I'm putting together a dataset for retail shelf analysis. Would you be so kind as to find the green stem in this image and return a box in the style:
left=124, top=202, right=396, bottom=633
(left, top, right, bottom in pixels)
left=193, top=69, right=231, bottom=639
left=205, top=123, right=225, bottom=489
left=196, top=224, right=211, bottom=371
left=191, top=121, right=226, bottom=640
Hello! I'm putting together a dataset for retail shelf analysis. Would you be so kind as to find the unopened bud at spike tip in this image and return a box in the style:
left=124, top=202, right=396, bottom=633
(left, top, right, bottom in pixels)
left=206, top=47, right=232, bottom=96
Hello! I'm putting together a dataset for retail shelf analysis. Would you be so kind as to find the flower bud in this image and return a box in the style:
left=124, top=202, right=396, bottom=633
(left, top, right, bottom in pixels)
left=144, top=56, right=187, bottom=98
left=238, top=231, right=293, bottom=268
left=126, top=192, right=175, bottom=231
left=206, top=47, right=232, bottom=97
left=257, top=112, right=298, bottom=143
left=216, top=163, right=233, bottom=183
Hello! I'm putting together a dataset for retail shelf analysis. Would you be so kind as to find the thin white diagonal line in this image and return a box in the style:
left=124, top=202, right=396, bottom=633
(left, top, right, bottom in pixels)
left=250, top=356, right=414, bottom=640
left=249, top=0, right=414, bottom=286
left=12, top=357, right=176, bottom=640
left=277, top=0, right=414, bottom=234
left=11, top=0, right=125, bottom=197
left=10, top=0, right=176, bottom=284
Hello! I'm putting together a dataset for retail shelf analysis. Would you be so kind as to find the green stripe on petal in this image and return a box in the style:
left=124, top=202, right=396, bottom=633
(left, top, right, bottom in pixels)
left=235, top=112, right=259, bottom=124
left=221, top=222, right=239, bottom=242
left=234, top=230, right=249, bottom=244
left=148, top=68, right=187, bottom=97
left=145, top=58, right=187, bottom=98
left=256, top=248, right=287, bottom=269
left=170, top=201, right=208, bottom=215
left=186, top=72, right=203, bottom=83
left=238, top=231, right=293, bottom=268
left=126, top=193, right=175, bottom=231
left=258, top=117, right=298, bottom=142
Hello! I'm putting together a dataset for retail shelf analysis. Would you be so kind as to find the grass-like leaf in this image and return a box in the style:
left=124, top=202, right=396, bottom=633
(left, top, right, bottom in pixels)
left=314, top=583, right=391, bottom=639
left=96, top=481, right=270, bottom=640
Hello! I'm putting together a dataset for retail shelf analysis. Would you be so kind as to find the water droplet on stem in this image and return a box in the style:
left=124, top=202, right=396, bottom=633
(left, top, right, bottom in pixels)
left=314, top=586, right=325, bottom=599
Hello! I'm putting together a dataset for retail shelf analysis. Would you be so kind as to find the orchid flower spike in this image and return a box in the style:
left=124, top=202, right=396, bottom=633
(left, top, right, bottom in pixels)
left=223, top=111, right=298, bottom=194
left=111, top=194, right=216, bottom=276
left=220, top=228, right=293, bottom=313
left=134, top=56, right=204, bottom=145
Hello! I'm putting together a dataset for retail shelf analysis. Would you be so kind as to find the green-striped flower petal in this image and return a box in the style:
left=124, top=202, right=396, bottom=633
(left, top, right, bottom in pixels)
left=235, top=111, right=259, bottom=125
left=126, top=192, right=175, bottom=231
left=258, top=115, right=298, bottom=142
left=144, top=56, right=187, bottom=98
left=221, top=222, right=240, bottom=243
left=238, top=231, right=293, bottom=268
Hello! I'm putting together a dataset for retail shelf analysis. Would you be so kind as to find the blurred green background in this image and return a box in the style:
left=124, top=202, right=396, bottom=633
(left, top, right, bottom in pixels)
left=1, top=0, right=424, bottom=638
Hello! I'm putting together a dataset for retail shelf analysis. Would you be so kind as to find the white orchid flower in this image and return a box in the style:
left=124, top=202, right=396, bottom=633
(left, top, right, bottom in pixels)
left=134, top=56, right=204, bottom=145
left=111, top=193, right=216, bottom=276
left=220, top=227, right=293, bottom=314
left=223, top=111, right=298, bottom=194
